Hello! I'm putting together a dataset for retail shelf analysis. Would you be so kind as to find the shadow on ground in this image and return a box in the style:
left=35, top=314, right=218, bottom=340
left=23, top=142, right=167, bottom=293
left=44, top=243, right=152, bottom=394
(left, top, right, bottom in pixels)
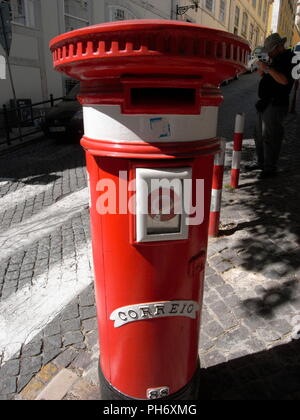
left=0, top=138, right=85, bottom=184
left=199, top=338, right=300, bottom=400
left=242, top=280, right=299, bottom=319
left=221, top=105, right=300, bottom=282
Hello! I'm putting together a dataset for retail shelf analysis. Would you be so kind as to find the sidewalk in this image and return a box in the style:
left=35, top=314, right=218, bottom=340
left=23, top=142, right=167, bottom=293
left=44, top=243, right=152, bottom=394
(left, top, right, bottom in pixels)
left=0, top=127, right=44, bottom=155
left=1, top=105, right=300, bottom=400
left=0, top=139, right=94, bottom=399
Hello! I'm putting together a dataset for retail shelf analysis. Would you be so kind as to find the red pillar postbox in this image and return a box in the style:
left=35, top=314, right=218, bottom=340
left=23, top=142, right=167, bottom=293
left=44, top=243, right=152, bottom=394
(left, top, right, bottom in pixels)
left=50, top=20, right=249, bottom=400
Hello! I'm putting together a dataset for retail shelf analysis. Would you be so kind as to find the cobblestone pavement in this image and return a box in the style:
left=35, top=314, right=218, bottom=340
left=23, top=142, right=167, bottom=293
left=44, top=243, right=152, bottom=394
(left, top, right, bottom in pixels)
left=198, top=89, right=300, bottom=399
left=1, top=73, right=300, bottom=400
left=0, top=139, right=88, bottom=301
left=0, top=138, right=94, bottom=399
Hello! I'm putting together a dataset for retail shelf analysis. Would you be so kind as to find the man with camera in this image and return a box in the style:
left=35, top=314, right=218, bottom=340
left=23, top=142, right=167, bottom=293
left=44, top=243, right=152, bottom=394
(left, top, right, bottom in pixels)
left=252, top=33, right=296, bottom=179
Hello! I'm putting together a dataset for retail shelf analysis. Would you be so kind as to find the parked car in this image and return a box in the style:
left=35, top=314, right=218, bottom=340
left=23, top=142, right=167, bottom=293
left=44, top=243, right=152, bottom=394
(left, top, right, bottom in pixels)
left=41, top=84, right=83, bottom=142
left=246, top=54, right=258, bottom=73
left=222, top=68, right=244, bottom=85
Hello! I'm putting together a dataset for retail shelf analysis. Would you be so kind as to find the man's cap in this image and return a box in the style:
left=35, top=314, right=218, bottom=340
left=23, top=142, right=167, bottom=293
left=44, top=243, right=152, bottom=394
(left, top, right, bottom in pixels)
left=263, top=33, right=287, bottom=53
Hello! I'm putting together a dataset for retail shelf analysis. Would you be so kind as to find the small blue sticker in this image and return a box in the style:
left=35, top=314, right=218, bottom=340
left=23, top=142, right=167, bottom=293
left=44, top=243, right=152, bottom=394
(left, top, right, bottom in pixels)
left=150, top=118, right=171, bottom=138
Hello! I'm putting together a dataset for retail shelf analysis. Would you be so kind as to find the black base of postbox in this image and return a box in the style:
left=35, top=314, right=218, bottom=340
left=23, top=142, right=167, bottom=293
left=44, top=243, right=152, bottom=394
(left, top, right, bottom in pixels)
left=98, top=361, right=201, bottom=401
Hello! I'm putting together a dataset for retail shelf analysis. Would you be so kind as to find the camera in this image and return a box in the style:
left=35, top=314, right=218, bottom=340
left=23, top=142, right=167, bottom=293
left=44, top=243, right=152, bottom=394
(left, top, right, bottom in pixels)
left=256, top=52, right=270, bottom=63
left=253, top=47, right=270, bottom=64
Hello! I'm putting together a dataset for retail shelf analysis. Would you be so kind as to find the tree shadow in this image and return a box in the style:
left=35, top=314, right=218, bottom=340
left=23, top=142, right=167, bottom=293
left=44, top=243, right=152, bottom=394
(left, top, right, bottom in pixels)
left=242, top=280, right=299, bottom=319
left=202, top=105, right=300, bottom=400
left=219, top=219, right=263, bottom=236
left=220, top=105, right=300, bottom=281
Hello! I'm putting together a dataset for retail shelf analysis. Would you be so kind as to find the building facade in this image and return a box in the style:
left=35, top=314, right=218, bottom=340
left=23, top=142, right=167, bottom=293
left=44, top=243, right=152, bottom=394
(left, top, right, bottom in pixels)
left=0, top=0, right=173, bottom=108
left=292, top=0, right=300, bottom=45
left=229, top=0, right=272, bottom=48
left=1, top=0, right=292, bottom=110
left=179, top=0, right=273, bottom=50
left=178, top=0, right=230, bottom=31
left=269, top=0, right=297, bottom=46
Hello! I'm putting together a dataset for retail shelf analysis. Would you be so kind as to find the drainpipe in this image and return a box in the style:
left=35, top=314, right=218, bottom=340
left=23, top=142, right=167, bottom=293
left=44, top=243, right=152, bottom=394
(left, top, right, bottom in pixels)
left=171, top=0, right=177, bottom=20
left=228, top=0, right=233, bottom=34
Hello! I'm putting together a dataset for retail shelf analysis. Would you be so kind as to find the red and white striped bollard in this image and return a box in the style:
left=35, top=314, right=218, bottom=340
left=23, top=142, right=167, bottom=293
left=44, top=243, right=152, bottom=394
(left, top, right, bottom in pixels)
left=209, top=138, right=226, bottom=237
left=230, top=113, right=245, bottom=189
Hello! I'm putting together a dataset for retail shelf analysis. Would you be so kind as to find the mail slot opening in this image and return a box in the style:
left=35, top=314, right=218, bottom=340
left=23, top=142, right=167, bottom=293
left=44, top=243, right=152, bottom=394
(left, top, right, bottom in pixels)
left=130, top=87, right=197, bottom=108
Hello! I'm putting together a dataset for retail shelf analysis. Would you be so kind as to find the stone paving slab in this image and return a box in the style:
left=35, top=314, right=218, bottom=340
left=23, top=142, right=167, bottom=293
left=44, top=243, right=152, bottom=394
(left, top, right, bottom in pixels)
left=35, top=368, right=79, bottom=400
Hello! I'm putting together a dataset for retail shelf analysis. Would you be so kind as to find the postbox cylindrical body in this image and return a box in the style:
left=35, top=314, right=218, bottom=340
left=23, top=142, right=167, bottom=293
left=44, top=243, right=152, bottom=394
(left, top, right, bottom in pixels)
left=50, top=20, right=250, bottom=400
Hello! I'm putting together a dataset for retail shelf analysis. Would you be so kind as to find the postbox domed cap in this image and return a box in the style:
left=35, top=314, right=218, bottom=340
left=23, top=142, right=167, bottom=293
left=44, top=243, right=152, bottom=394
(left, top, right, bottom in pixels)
left=50, top=19, right=244, bottom=48
left=50, top=20, right=250, bottom=84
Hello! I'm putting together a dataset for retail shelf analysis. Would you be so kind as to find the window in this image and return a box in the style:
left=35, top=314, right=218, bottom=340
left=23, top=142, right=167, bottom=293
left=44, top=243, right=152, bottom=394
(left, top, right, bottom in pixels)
left=258, top=0, right=262, bottom=16
left=10, top=0, right=25, bottom=25
left=64, top=0, right=89, bottom=32
left=241, top=12, right=248, bottom=37
left=249, top=23, right=254, bottom=43
left=113, top=8, right=125, bottom=21
left=234, top=6, right=240, bottom=28
left=255, top=27, right=260, bottom=46
left=205, top=0, right=214, bottom=13
left=263, top=0, right=267, bottom=21
left=64, top=78, right=79, bottom=96
left=9, top=0, right=35, bottom=27
left=109, top=6, right=136, bottom=21
left=219, top=0, right=226, bottom=22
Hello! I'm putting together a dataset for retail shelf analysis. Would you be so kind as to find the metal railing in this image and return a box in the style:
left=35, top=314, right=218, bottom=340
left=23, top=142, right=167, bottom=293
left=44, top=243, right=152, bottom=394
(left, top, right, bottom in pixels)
left=0, top=94, right=64, bottom=146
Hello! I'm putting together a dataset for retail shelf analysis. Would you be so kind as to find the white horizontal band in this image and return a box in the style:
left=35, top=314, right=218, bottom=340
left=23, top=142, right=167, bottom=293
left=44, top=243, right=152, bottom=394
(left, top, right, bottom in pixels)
left=210, top=189, right=223, bottom=212
left=214, top=138, right=226, bottom=166
left=83, top=105, right=218, bottom=143
left=232, top=151, right=242, bottom=170
left=234, top=113, right=245, bottom=134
